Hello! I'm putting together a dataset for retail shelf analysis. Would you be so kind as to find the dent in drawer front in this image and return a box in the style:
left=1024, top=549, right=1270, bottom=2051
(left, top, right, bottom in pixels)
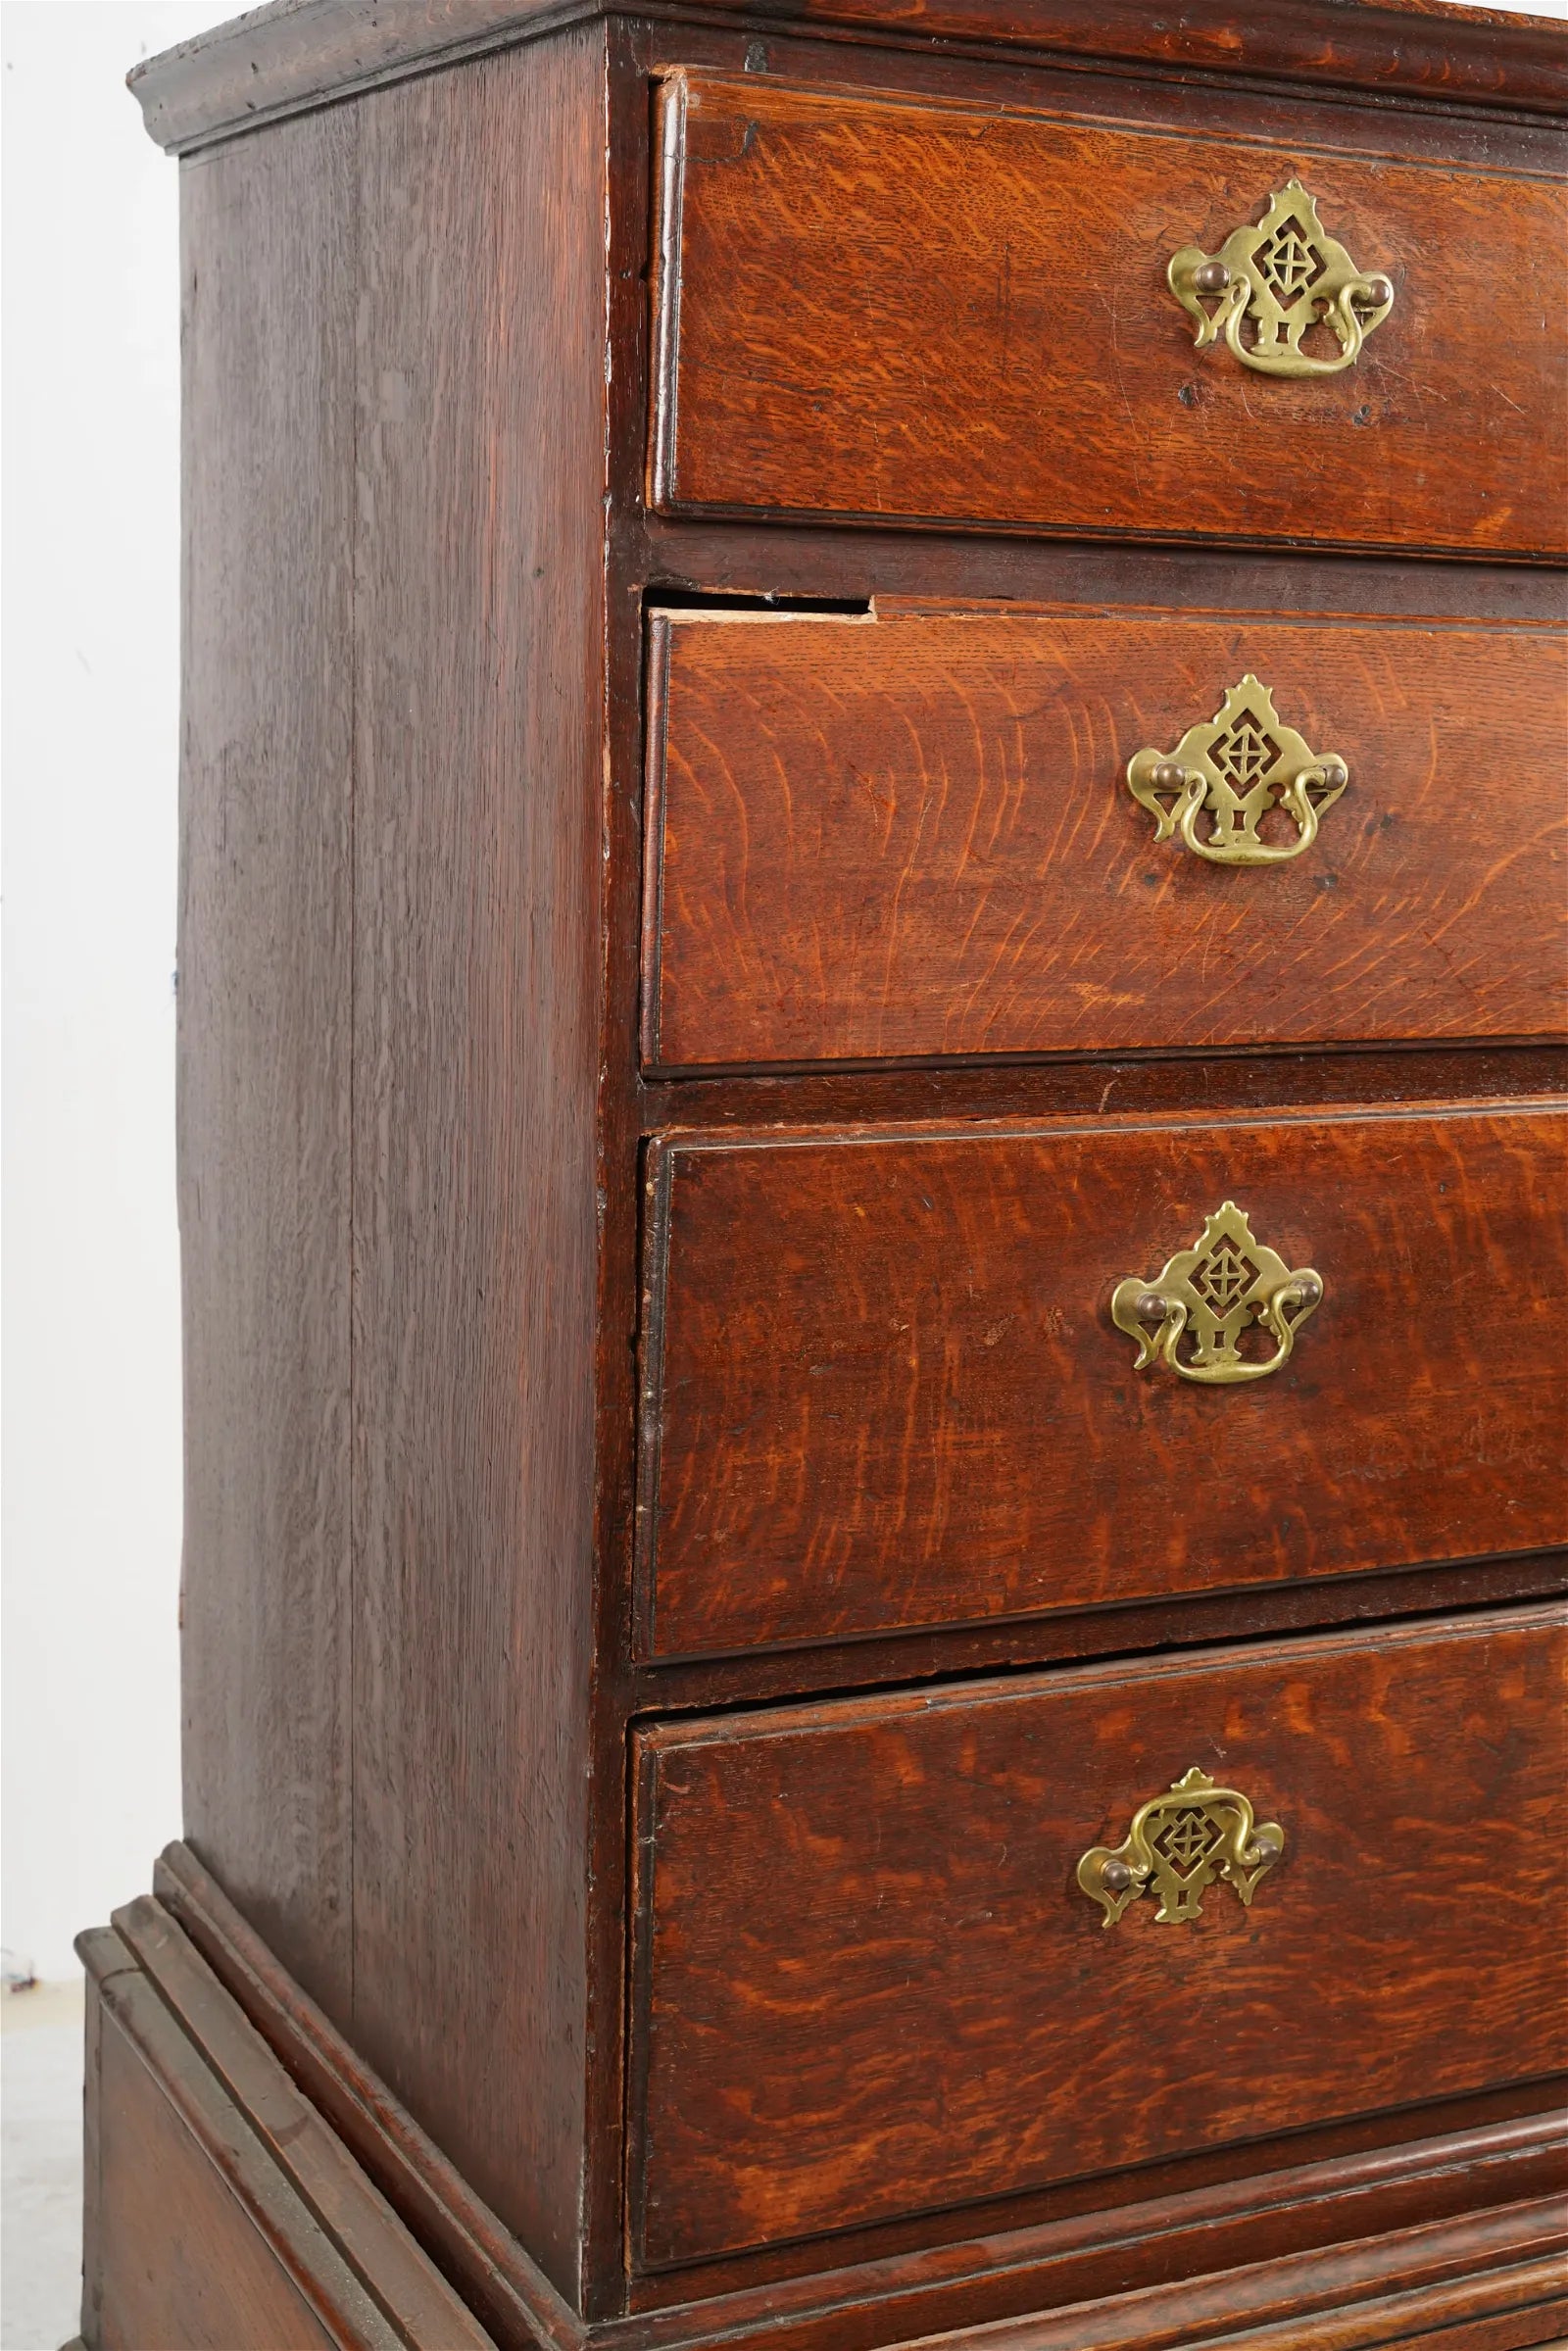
left=641, top=606, right=1568, bottom=1070
left=628, top=1604, right=1568, bottom=2267
left=651, top=74, right=1568, bottom=559
left=635, top=1103, right=1568, bottom=1659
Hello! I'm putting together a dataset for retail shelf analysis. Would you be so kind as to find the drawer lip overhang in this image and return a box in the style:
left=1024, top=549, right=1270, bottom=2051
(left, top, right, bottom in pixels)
left=634, top=1100, right=1568, bottom=1659
left=627, top=1596, right=1568, bottom=2268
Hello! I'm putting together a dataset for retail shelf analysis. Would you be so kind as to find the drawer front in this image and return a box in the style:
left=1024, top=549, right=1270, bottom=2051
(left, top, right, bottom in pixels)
left=630, top=1606, right=1568, bottom=2266
left=653, top=75, right=1567, bottom=559
left=637, top=1104, right=1567, bottom=1658
left=643, top=606, right=1568, bottom=1070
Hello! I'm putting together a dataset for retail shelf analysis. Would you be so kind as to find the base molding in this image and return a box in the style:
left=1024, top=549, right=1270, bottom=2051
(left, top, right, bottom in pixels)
left=76, top=1909, right=493, bottom=2351
left=76, top=1846, right=1568, bottom=2351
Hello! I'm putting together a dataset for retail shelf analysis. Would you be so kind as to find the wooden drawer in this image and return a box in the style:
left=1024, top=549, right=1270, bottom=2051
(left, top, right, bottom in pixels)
left=636, top=1102, right=1567, bottom=1659
left=630, top=1604, right=1568, bottom=2267
left=642, top=604, right=1568, bottom=1071
left=652, top=74, right=1568, bottom=559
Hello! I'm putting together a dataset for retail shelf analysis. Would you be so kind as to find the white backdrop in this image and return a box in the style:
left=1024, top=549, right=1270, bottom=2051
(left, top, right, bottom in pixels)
left=3, top=0, right=229, bottom=1982
left=2, top=0, right=1563, bottom=1985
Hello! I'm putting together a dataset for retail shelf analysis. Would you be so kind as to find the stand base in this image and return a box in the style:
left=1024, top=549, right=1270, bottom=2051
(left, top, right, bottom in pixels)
left=76, top=1852, right=1568, bottom=2351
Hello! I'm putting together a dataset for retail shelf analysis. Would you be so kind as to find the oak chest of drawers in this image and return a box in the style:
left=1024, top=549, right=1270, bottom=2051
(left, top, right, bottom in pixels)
left=81, top=2, right=1567, bottom=2346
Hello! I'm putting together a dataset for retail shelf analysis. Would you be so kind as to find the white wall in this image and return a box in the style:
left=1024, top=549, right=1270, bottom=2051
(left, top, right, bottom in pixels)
left=3, top=1, right=229, bottom=1981
left=2, top=0, right=1562, bottom=1985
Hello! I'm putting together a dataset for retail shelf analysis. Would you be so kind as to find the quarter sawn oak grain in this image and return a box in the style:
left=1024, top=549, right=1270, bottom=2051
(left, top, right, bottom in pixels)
left=654, top=74, right=1568, bottom=559
left=643, top=606, right=1568, bottom=1069
left=639, top=1103, right=1568, bottom=1657
left=111, top=0, right=1568, bottom=2338
left=81, top=1874, right=1568, bottom=2351
left=630, top=1604, right=1568, bottom=2266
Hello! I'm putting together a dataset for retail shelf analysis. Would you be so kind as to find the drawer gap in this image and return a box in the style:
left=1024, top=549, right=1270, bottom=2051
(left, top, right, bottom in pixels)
left=646, top=587, right=873, bottom=618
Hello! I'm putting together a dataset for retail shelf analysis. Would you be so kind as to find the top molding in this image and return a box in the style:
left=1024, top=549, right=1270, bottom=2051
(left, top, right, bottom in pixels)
left=130, top=0, right=1568, bottom=152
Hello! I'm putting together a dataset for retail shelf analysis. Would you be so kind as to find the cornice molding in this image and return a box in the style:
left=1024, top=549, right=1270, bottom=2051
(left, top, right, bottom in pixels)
left=130, top=0, right=1568, bottom=155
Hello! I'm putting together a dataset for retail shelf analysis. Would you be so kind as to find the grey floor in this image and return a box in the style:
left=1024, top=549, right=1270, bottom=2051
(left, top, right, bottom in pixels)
left=3, top=1984, right=84, bottom=2351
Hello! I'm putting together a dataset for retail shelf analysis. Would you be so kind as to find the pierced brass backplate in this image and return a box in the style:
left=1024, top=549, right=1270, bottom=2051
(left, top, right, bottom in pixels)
left=1128, top=674, right=1348, bottom=867
left=1078, top=1767, right=1285, bottom=1928
left=1111, top=1200, right=1322, bottom=1385
left=1168, top=179, right=1394, bottom=378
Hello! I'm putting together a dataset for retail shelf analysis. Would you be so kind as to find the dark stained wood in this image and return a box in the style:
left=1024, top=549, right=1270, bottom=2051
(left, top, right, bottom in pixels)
left=78, top=1926, right=398, bottom=2350
left=107, top=1894, right=497, bottom=2351
left=582, top=20, right=680, bottom=2292
left=890, top=2209, right=1568, bottom=2350
left=639, top=1103, right=1567, bottom=1657
left=173, top=34, right=617, bottom=2306
left=140, top=2, right=1568, bottom=2339
left=632, top=1552, right=1567, bottom=1719
left=618, top=2098, right=1568, bottom=2326
left=640, top=1047, right=1568, bottom=1142
left=128, top=0, right=1568, bottom=157
left=141, top=1843, right=1568, bottom=2351
left=846, top=0, right=1568, bottom=110
left=629, top=1604, right=1568, bottom=2265
left=347, top=30, right=609, bottom=2305
left=653, top=74, right=1568, bottom=560
left=176, top=112, right=357, bottom=2027
left=81, top=1900, right=1566, bottom=2351
left=643, top=20, right=1566, bottom=217
left=152, top=1842, right=586, bottom=2351
left=643, top=523, right=1568, bottom=631
left=92, top=2028, right=350, bottom=2349
left=643, top=605, right=1568, bottom=1070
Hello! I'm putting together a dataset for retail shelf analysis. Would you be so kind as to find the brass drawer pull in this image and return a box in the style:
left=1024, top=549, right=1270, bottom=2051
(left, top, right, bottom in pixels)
left=1127, top=674, right=1348, bottom=867
left=1111, top=1201, right=1322, bottom=1385
left=1078, top=1766, right=1285, bottom=1927
left=1168, top=178, right=1394, bottom=378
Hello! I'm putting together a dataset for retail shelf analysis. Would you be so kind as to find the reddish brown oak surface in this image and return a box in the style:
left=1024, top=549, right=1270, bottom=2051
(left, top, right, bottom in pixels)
left=643, top=606, right=1568, bottom=1069
left=78, top=1863, right=1568, bottom=2351
left=152, top=1835, right=1568, bottom=2347
left=133, top=0, right=1568, bottom=2334
left=892, top=2215, right=1568, bottom=2351
left=630, top=1604, right=1568, bottom=2266
left=653, top=74, right=1568, bottom=559
left=639, top=1103, right=1568, bottom=1657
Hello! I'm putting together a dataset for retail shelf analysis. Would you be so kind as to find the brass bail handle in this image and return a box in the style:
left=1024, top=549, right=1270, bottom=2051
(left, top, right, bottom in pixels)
left=1110, top=1201, right=1322, bottom=1386
left=1127, top=674, right=1348, bottom=869
left=1078, top=1767, right=1285, bottom=1928
left=1168, top=178, right=1394, bottom=379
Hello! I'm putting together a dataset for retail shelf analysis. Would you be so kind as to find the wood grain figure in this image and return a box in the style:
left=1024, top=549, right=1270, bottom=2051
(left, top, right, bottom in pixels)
left=631, top=1605, right=1568, bottom=2264
left=640, top=1103, right=1567, bottom=1656
left=654, top=75, right=1568, bottom=559
left=644, top=606, right=1568, bottom=1068
left=94, top=1, right=1568, bottom=2342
